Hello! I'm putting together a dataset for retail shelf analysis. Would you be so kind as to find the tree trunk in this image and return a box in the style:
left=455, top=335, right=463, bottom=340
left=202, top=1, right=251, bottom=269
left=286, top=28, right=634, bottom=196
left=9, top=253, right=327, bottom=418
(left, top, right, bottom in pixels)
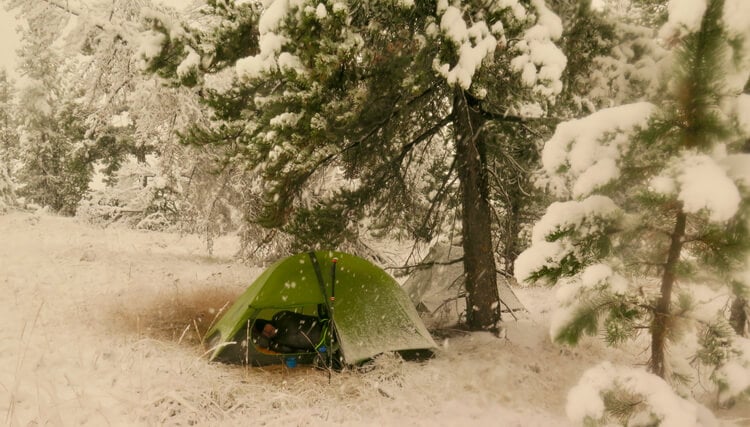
left=730, top=296, right=748, bottom=337
left=650, top=209, right=687, bottom=378
left=453, top=87, right=501, bottom=331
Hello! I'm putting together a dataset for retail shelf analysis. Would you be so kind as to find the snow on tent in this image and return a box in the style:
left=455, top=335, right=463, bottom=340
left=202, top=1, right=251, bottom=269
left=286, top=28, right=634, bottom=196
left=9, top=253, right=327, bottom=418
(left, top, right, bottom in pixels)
left=402, top=244, right=526, bottom=328
left=204, top=251, right=437, bottom=367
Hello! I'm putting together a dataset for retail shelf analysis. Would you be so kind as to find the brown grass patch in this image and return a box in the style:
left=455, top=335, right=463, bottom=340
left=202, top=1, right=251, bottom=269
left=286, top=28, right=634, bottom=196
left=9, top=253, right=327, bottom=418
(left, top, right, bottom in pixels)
left=110, top=285, right=241, bottom=346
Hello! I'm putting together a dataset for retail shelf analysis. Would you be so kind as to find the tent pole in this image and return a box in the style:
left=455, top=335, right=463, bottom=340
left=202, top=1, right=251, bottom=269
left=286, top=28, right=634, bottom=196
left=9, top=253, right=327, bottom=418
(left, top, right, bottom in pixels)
left=308, top=252, right=337, bottom=374
left=329, top=257, right=338, bottom=382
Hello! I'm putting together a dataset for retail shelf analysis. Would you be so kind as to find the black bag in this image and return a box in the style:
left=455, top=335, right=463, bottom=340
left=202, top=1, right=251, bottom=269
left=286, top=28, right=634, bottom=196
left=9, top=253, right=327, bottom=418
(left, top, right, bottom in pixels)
left=270, top=311, right=326, bottom=351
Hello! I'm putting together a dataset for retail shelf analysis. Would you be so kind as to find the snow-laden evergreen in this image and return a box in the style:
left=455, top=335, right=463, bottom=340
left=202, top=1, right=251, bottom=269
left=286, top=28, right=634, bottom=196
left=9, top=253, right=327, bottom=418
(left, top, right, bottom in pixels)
left=517, top=0, right=750, bottom=423
left=137, top=0, right=575, bottom=330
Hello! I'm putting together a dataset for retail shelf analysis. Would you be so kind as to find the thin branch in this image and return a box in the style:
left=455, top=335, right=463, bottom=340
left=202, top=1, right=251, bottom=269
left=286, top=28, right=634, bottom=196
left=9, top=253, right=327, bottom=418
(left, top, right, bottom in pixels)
left=479, top=107, right=564, bottom=126
left=343, top=84, right=439, bottom=156
left=396, top=114, right=453, bottom=164
left=414, top=156, right=458, bottom=235
left=496, top=268, right=513, bottom=279
left=35, top=0, right=132, bottom=44
left=306, top=113, right=454, bottom=197
left=385, top=257, right=465, bottom=271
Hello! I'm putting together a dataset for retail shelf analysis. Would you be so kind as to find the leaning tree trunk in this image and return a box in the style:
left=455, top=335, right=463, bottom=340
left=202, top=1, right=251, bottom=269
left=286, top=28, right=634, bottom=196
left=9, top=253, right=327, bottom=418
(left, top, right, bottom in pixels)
left=453, top=87, right=501, bottom=331
left=650, top=209, right=687, bottom=378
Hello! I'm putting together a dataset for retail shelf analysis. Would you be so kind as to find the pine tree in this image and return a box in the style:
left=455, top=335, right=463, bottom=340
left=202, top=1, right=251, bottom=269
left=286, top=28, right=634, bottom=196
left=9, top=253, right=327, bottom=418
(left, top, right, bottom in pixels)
left=141, top=0, right=569, bottom=330
left=8, top=0, right=222, bottom=227
left=516, top=0, right=750, bottom=391
left=547, top=0, right=674, bottom=119
left=484, top=1, right=654, bottom=279
left=14, top=25, right=73, bottom=212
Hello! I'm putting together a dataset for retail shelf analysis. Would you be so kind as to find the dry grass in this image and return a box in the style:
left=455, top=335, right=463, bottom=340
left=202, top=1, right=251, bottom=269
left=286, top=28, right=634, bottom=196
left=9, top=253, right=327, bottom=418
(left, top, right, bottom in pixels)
left=109, top=284, right=241, bottom=347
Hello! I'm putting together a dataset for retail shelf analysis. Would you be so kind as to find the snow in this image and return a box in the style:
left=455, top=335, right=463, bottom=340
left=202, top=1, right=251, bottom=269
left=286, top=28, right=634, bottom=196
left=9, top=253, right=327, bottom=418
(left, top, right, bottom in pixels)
left=484, top=0, right=527, bottom=20
left=571, top=157, right=618, bottom=198
left=7, top=0, right=750, bottom=422
left=548, top=264, right=629, bottom=343
left=110, top=111, right=132, bottom=128
left=10, top=211, right=750, bottom=425
left=514, top=240, right=563, bottom=285
left=530, top=195, right=621, bottom=245
left=684, top=283, right=733, bottom=323
left=270, top=111, right=303, bottom=128
left=719, top=0, right=750, bottom=92
left=430, top=0, right=565, bottom=95
left=659, top=0, right=707, bottom=40
left=716, top=337, right=750, bottom=405
left=590, top=0, right=606, bottom=12
left=514, top=195, right=622, bottom=285
left=278, top=51, right=305, bottom=74
left=203, top=67, right=236, bottom=93
left=50, top=14, right=79, bottom=51
left=723, top=0, right=750, bottom=41
left=659, top=0, right=750, bottom=90
left=136, top=30, right=166, bottom=64
left=721, top=153, right=750, bottom=188
left=540, top=102, right=656, bottom=198
left=677, top=154, right=741, bottom=223
left=509, top=0, right=567, bottom=99
left=718, top=361, right=750, bottom=404
left=649, top=150, right=750, bottom=223
left=580, top=264, right=628, bottom=295
left=531, top=0, right=563, bottom=40
left=236, top=0, right=303, bottom=81
left=436, top=0, right=450, bottom=15
left=440, top=7, right=469, bottom=46
left=566, top=362, right=711, bottom=427
left=332, top=2, right=348, bottom=14
left=435, top=7, right=498, bottom=90
left=519, top=101, right=544, bottom=118
left=176, top=47, right=200, bottom=78
left=650, top=175, right=677, bottom=195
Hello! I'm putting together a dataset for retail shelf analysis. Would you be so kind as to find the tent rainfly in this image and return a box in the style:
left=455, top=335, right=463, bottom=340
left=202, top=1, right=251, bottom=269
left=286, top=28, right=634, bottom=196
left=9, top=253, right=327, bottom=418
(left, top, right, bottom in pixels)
left=402, top=244, right=526, bottom=327
left=204, top=251, right=437, bottom=367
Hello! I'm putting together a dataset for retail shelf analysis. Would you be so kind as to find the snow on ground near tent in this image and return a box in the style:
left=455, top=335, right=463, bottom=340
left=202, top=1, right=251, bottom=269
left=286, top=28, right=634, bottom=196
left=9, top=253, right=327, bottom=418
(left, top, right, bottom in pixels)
left=1, top=211, right=749, bottom=426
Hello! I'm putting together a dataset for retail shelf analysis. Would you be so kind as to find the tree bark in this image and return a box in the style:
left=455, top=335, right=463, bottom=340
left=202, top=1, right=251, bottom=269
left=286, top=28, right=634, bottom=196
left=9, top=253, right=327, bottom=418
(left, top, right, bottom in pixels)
left=730, top=296, right=748, bottom=337
left=650, top=209, right=687, bottom=378
left=453, top=87, right=501, bottom=331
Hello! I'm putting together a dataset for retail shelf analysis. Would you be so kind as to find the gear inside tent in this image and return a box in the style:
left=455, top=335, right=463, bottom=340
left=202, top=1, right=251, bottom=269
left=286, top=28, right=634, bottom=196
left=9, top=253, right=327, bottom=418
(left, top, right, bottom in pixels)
left=402, top=244, right=526, bottom=328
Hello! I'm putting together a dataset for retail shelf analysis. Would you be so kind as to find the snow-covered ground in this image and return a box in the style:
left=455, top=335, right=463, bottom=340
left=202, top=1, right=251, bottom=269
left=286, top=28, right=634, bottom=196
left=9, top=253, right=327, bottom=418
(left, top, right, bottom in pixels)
left=1, top=211, right=748, bottom=426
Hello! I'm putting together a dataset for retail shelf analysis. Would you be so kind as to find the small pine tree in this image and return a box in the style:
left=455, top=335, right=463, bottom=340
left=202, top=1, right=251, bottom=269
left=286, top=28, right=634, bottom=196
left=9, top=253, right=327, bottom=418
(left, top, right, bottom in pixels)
left=12, top=24, right=98, bottom=215
left=517, top=0, right=750, bottom=400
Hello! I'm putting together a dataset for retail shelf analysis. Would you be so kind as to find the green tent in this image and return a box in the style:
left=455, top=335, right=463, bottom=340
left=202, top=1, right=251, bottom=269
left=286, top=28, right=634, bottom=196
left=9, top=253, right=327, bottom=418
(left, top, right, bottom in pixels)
left=204, top=251, right=437, bottom=366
